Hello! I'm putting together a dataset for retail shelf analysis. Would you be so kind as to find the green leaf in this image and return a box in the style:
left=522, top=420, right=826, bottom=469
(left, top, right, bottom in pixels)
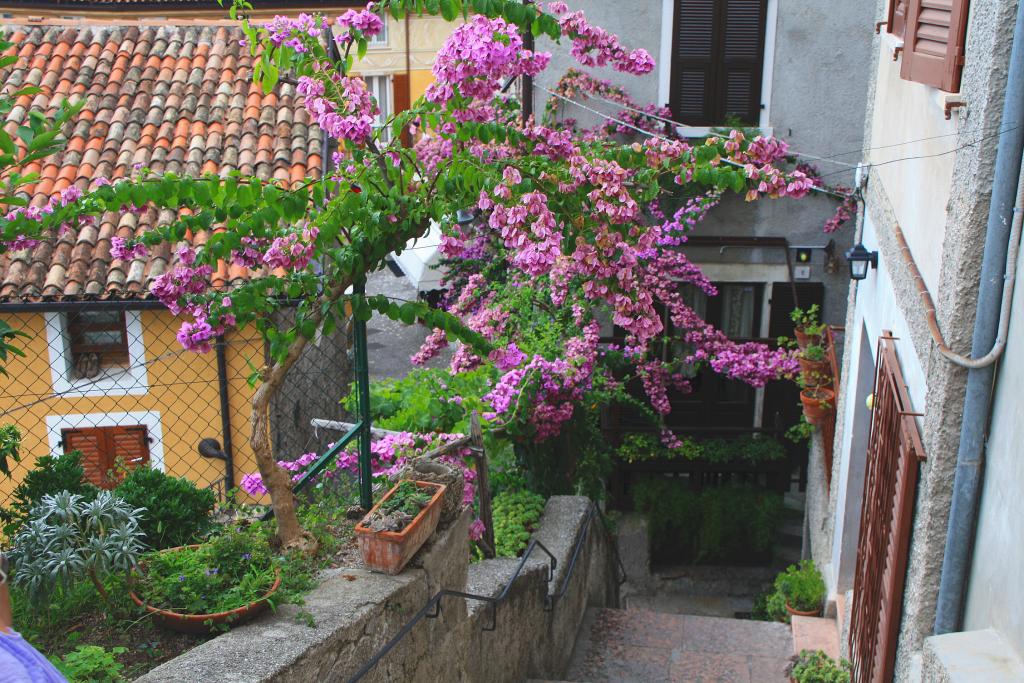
left=439, top=0, right=458, bottom=21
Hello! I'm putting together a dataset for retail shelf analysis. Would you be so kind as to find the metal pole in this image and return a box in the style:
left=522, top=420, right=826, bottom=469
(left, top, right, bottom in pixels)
left=214, top=336, right=235, bottom=492
left=521, top=0, right=534, bottom=125
left=352, top=281, right=374, bottom=510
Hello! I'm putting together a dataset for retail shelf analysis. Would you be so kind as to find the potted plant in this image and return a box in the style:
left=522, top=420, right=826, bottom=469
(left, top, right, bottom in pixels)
left=799, top=344, right=831, bottom=387
left=355, top=480, right=447, bottom=575
left=800, top=385, right=835, bottom=425
left=776, top=560, right=826, bottom=617
left=791, top=305, right=825, bottom=349
left=787, top=649, right=852, bottom=683
left=129, top=526, right=282, bottom=634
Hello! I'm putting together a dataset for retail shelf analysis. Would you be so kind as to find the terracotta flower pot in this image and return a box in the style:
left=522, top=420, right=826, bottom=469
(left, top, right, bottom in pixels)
left=785, top=601, right=821, bottom=617
left=129, top=545, right=282, bottom=635
left=355, top=480, right=446, bottom=575
left=794, top=327, right=822, bottom=350
left=798, top=357, right=832, bottom=386
left=800, top=387, right=835, bottom=425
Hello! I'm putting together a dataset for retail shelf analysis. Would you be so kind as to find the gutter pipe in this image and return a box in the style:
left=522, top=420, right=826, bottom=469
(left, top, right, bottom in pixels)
left=934, top=0, right=1024, bottom=635
left=214, top=336, right=235, bottom=492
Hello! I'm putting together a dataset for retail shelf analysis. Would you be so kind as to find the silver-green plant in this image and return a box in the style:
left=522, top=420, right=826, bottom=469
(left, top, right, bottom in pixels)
left=9, top=490, right=146, bottom=603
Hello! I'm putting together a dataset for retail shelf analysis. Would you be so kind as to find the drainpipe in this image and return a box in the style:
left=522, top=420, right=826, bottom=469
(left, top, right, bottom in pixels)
left=934, top=0, right=1024, bottom=635
left=214, top=336, right=235, bottom=491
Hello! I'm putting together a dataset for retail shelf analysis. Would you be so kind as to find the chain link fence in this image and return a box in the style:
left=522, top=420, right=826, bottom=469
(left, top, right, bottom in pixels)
left=0, top=301, right=351, bottom=505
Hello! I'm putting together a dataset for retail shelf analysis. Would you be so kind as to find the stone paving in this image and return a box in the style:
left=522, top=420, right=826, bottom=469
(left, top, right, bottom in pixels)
left=565, top=607, right=793, bottom=682
left=364, top=266, right=451, bottom=380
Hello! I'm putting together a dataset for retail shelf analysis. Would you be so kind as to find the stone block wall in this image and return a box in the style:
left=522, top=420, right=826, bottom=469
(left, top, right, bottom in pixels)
left=136, top=496, right=617, bottom=682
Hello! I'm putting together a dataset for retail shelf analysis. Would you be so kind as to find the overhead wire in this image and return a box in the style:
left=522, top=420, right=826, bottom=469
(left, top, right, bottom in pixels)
left=538, top=85, right=855, bottom=199
left=582, top=90, right=858, bottom=169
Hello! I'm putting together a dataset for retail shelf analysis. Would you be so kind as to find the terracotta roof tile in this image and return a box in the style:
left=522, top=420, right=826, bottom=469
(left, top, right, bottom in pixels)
left=0, top=23, right=323, bottom=302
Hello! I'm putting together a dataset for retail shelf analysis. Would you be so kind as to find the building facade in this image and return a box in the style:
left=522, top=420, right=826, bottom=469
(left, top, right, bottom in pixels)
left=808, top=0, right=1024, bottom=679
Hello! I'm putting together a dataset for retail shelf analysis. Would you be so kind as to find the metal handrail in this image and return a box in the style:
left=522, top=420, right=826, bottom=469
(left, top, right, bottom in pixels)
left=346, top=502, right=626, bottom=683
left=259, top=421, right=363, bottom=522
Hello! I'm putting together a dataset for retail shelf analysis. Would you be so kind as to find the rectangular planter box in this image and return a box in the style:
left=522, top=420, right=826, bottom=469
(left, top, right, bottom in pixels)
left=355, top=480, right=447, bottom=575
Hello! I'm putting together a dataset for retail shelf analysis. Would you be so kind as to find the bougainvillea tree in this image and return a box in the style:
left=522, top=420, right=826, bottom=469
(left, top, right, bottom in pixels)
left=1, top=0, right=820, bottom=548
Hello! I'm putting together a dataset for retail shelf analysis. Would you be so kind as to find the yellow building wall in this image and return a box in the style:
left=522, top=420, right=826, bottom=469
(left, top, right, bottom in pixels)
left=0, top=309, right=267, bottom=503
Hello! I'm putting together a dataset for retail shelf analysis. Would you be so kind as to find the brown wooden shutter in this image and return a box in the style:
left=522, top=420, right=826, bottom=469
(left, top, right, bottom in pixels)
left=109, top=426, right=150, bottom=470
left=61, top=425, right=150, bottom=489
left=670, top=0, right=766, bottom=126
left=888, top=0, right=908, bottom=38
left=63, top=427, right=110, bottom=488
left=392, top=72, right=412, bottom=147
left=900, top=0, right=970, bottom=92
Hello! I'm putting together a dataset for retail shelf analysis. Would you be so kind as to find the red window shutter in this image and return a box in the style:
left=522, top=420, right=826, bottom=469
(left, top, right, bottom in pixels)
left=888, top=0, right=908, bottom=37
left=901, top=0, right=970, bottom=92
left=672, top=0, right=717, bottom=124
left=61, top=425, right=150, bottom=489
left=721, top=0, right=767, bottom=124
left=108, top=426, right=150, bottom=471
left=62, top=427, right=110, bottom=488
left=392, top=72, right=412, bottom=146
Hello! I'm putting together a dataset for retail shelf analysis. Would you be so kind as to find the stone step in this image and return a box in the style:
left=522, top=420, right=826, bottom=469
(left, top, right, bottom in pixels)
left=624, top=592, right=754, bottom=618
left=566, top=607, right=793, bottom=682
left=791, top=615, right=840, bottom=660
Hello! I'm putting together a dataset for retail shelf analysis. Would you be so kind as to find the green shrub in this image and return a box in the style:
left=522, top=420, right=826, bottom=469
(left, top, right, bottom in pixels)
left=788, top=649, right=852, bottom=683
left=751, top=586, right=788, bottom=622
left=1, top=451, right=98, bottom=537
left=10, top=491, right=145, bottom=604
left=50, top=645, right=127, bottom=683
left=631, top=478, right=783, bottom=564
left=134, top=524, right=276, bottom=616
left=775, top=560, right=825, bottom=613
left=492, top=489, right=546, bottom=557
left=114, top=466, right=216, bottom=549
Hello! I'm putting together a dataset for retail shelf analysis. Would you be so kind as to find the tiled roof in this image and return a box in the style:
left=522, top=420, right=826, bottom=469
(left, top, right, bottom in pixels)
left=0, top=24, right=324, bottom=303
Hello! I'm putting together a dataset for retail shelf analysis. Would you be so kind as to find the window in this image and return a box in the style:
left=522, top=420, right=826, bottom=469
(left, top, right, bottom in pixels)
left=44, top=309, right=149, bottom=397
left=67, top=310, right=129, bottom=378
left=889, top=0, right=970, bottom=92
left=365, top=75, right=392, bottom=141
left=368, top=14, right=388, bottom=46
left=61, top=424, right=151, bottom=489
left=670, top=0, right=767, bottom=125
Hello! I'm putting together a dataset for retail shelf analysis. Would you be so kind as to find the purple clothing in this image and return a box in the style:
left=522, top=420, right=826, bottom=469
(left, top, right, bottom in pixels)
left=0, top=630, right=66, bottom=683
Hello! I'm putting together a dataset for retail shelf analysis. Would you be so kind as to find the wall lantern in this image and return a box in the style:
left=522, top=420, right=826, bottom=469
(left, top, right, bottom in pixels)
left=845, top=243, right=878, bottom=281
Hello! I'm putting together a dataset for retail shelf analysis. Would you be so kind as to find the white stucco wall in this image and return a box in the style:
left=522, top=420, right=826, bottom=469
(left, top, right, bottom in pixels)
left=964, top=240, right=1024, bottom=654
left=826, top=213, right=927, bottom=600
left=867, top=33, right=961, bottom=295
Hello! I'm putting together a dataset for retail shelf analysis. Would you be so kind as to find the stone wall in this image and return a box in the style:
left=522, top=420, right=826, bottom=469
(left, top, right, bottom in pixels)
left=136, top=496, right=617, bottom=683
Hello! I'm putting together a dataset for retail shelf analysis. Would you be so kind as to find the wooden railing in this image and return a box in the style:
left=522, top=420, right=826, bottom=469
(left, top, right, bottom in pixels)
left=849, top=333, right=925, bottom=683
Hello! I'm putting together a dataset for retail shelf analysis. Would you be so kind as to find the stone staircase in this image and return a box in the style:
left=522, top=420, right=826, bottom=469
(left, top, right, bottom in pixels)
left=556, top=607, right=794, bottom=682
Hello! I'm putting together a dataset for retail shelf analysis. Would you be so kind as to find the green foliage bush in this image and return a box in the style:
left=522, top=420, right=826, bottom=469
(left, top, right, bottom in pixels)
left=50, top=645, right=127, bottom=683
left=788, top=649, right=852, bottom=683
left=615, top=433, right=786, bottom=466
left=631, top=478, right=783, bottom=564
left=1, top=451, right=98, bottom=537
left=344, top=366, right=495, bottom=435
left=134, top=524, right=277, bottom=616
left=492, top=489, right=546, bottom=557
left=775, top=559, right=825, bottom=613
left=113, top=466, right=216, bottom=549
left=10, top=491, right=145, bottom=604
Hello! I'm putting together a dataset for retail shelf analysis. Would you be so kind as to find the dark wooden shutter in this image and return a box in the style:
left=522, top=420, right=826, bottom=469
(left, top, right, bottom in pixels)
left=721, top=0, right=766, bottom=124
left=392, top=72, right=412, bottom=147
left=900, top=0, right=970, bottom=92
left=888, top=0, right=908, bottom=37
left=670, top=0, right=766, bottom=126
left=63, top=427, right=109, bottom=488
left=671, top=0, right=717, bottom=123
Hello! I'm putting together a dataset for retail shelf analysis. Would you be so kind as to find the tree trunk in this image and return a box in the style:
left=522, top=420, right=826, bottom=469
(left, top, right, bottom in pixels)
left=248, top=281, right=352, bottom=552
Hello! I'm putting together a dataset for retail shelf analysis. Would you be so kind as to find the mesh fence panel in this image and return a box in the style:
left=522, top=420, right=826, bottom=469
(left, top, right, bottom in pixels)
left=0, top=303, right=351, bottom=505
